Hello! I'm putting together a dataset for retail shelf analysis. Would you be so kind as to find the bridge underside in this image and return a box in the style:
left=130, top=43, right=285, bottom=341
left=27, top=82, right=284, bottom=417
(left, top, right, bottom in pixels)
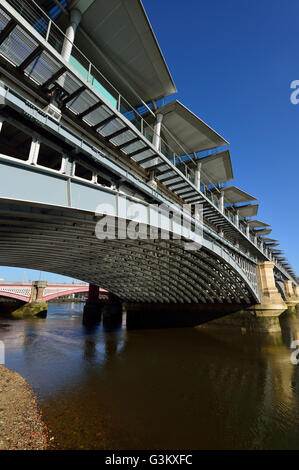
left=0, top=198, right=257, bottom=305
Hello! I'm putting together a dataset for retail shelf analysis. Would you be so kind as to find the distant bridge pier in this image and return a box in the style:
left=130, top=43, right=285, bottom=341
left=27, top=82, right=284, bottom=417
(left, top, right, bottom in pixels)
left=12, top=281, right=48, bottom=318
left=83, top=284, right=102, bottom=325
left=283, top=280, right=299, bottom=310
left=30, top=281, right=48, bottom=302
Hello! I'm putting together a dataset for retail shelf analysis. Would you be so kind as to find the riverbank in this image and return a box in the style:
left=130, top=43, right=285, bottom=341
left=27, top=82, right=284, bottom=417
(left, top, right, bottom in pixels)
left=0, top=366, right=54, bottom=450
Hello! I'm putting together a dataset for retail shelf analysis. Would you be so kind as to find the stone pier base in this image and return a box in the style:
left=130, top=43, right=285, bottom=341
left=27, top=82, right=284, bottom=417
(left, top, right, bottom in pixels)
left=102, top=293, right=123, bottom=329
left=286, top=303, right=299, bottom=311
left=247, top=262, right=287, bottom=322
left=125, top=303, right=282, bottom=333
left=82, top=302, right=102, bottom=325
left=284, top=304, right=299, bottom=315
left=83, top=284, right=102, bottom=325
left=201, top=310, right=282, bottom=333
left=284, top=281, right=299, bottom=308
left=239, top=310, right=281, bottom=333
left=126, top=303, right=243, bottom=330
left=248, top=303, right=287, bottom=318
left=102, top=303, right=123, bottom=330
left=11, top=300, right=48, bottom=319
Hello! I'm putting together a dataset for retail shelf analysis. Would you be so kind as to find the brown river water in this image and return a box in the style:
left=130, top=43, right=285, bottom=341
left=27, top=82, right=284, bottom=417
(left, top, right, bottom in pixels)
left=1, top=302, right=299, bottom=450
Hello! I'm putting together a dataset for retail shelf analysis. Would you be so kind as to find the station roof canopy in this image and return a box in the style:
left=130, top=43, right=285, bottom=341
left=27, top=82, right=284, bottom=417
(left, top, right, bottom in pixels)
left=252, top=228, right=272, bottom=236
left=266, top=243, right=279, bottom=247
left=183, top=150, right=233, bottom=185
left=222, top=186, right=257, bottom=205
left=56, top=0, right=177, bottom=103
left=262, top=238, right=278, bottom=243
left=237, top=204, right=259, bottom=218
left=155, top=100, right=229, bottom=156
left=247, top=220, right=270, bottom=228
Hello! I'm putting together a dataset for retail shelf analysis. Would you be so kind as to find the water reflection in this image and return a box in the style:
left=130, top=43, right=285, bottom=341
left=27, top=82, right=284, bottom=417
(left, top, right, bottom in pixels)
left=102, top=313, right=122, bottom=332
left=82, top=329, right=126, bottom=365
left=0, top=303, right=299, bottom=449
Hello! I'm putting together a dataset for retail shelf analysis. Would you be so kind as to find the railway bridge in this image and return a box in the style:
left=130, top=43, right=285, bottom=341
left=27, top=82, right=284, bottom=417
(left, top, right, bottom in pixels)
left=0, top=281, right=90, bottom=302
left=0, top=0, right=297, bottom=329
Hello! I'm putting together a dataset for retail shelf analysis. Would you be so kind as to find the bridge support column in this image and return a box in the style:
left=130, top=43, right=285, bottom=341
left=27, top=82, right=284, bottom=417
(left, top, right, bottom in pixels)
left=152, top=113, right=163, bottom=150
left=235, top=210, right=239, bottom=228
left=12, top=281, right=48, bottom=318
left=28, top=138, right=40, bottom=165
left=219, top=191, right=224, bottom=213
left=284, top=280, right=299, bottom=307
left=0, top=115, right=4, bottom=132
left=249, top=262, right=287, bottom=318
left=194, top=161, right=201, bottom=189
left=102, top=293, right=122, bottom=330
left=83, top=284, right=102, bottom=325
left=147, top=113, right=164, bottom=185
left=30, top=281, right=47, bottom=301
left=61, top=9, right=81, bottom=62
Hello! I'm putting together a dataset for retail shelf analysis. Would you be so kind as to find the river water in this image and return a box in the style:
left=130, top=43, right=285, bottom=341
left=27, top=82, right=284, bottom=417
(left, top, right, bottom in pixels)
left=1, top=302, right=299, bottom=450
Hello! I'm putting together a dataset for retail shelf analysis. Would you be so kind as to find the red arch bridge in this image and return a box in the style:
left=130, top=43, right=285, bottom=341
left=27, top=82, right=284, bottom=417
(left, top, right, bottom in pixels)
left=0, top=281, right=106, bottom=303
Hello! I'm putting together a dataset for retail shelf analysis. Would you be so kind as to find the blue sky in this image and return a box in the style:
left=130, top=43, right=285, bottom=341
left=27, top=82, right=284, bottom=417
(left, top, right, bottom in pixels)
left=0, top=0, right=297, bottom=282
left=143, top=0, right=299, bottom=275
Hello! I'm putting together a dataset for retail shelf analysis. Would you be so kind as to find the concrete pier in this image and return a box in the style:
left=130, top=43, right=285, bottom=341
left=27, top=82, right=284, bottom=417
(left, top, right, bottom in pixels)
left=126, top=303, right=244, bottom=330
left=102, top=293, right=122, bottom=330
left=12, top=281, right=48, bottom=318
left=126, top=262, right=291, bottom=334
left=125, top=302, right=283, bottom=333
left=249, top=262, right=287, bottom=318
left=284, top=280, right=299, bottom=307
left=83, top=284, right=102, bottom=325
